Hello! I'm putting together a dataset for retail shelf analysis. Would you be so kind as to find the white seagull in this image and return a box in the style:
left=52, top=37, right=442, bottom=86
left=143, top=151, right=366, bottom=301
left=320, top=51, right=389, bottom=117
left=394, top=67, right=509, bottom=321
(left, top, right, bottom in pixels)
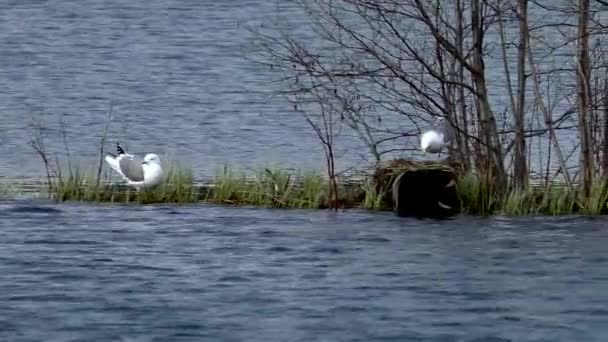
left=105, top=142, right=164, bottom=190
left=420, top=117, right=451, bottom=154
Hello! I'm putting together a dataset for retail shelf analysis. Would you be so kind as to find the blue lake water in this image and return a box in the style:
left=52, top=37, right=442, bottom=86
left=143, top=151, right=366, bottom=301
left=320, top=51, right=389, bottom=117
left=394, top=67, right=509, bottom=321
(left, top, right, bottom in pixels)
left=1, top=200, right=608, bottom=341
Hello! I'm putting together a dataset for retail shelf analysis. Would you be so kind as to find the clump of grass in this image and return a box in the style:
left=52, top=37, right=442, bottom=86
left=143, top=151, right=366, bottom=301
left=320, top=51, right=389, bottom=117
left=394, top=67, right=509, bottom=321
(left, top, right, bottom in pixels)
left=210, top=165, right=329, bottom=209
left=0, top=183, right=16, bottom=199
left=248, top=167, right=295, bottom=207
left=578, top=177, right=608, bottom=215
left=455, top=173, right=500, bottom=216
left=539, top=185, right=576, bottom=215
left=297, top=170, right=326, bottom=209
left=455, top=173, right=479, bottom=214
left=502, top=186, right=540, bottom=216
left=52, top=167, right=113, bottom=202
left=208, top=164, right=248, bottom=204
left=360, top=178, right=388, bottom=211
left=256, top=167, right=329, bottom=208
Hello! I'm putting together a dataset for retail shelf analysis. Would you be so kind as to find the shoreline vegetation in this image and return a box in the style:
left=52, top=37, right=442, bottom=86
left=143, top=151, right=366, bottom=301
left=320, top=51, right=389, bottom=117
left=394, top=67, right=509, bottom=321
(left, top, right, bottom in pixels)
left=2, top=159, right=607, bottom=217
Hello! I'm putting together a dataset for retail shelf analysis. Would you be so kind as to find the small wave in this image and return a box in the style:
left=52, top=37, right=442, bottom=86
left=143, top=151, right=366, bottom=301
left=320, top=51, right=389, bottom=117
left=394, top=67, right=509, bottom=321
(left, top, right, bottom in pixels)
left=267, top=246, right=292, bottom=252
left=217, top=275, right=250, bottom=282
left=23, top=239, right=101, bottom=246
left=7, top=205, right=63, bottom=214
left=355, top=234, right=391, bottom=243
left=310, top=246, right=343, bottom=254
left=259, top=230, right=289, bottom=238
left=466, top=337, right=511, bottom=342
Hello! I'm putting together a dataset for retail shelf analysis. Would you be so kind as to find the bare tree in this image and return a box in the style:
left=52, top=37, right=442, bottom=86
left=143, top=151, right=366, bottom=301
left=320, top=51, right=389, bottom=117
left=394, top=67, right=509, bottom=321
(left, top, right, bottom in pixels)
left=495, top=0, right=529, bottom=189
left=513, top=0, right=529, bottom=189
left=577, top=0, right=594, bottom=196
left=96, top=104, right=113, bottom=187
left=455, top=0, right=473, bottom=171
left=292, top=99, right=342, bottom=211
left=603, top=75, right=608, bottom=176
left=28, top=119, right=54, bottom=196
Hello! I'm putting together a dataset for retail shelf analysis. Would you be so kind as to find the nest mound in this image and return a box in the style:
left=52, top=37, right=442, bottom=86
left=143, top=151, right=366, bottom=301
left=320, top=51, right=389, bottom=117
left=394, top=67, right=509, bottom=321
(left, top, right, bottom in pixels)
left=373, top=159, right=461, bottom=218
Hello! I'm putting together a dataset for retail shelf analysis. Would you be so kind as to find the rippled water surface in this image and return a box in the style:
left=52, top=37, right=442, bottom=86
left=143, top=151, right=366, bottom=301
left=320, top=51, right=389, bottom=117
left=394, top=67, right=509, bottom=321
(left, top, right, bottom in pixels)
left=1, top=200, right=607, bottom=341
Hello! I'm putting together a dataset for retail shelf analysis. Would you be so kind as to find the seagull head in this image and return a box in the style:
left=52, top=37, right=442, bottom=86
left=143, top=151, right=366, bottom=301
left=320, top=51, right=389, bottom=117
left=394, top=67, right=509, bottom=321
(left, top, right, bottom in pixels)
left=142, top=153, right=161, bottom=166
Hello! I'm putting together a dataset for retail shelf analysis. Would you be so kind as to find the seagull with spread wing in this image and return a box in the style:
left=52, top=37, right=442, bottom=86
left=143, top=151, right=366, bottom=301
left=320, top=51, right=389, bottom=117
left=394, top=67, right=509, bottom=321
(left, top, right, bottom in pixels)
left=105, top=142, right=164, bottom=190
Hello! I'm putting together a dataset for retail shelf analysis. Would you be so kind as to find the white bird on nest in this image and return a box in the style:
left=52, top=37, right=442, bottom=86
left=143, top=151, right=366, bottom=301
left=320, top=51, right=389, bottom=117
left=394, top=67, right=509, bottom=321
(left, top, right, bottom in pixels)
left=420, top=117, right=452, bottom=155
left=105, top=142, right=164, bottom=190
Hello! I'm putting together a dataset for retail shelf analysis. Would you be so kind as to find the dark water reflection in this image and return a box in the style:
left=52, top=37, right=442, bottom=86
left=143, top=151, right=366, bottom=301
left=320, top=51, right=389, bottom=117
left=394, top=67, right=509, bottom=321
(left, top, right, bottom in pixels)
left=1, top=200, right=607, bottom=341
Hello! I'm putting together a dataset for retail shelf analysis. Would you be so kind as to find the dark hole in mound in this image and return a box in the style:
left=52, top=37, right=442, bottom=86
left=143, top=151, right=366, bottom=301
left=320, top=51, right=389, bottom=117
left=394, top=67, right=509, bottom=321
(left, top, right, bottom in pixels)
left=393, top=169, right=460, bottom=219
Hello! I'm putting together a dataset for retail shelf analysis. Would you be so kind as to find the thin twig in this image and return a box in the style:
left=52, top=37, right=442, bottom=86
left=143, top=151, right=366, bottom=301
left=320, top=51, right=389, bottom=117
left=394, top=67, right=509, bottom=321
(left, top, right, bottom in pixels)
left=97, top=103, right=113, bottom=188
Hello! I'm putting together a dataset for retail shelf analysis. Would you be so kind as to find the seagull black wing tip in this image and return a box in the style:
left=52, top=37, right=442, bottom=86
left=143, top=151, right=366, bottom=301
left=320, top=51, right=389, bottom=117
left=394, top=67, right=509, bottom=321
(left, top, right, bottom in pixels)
left=116, top=142, right=126, bottom=155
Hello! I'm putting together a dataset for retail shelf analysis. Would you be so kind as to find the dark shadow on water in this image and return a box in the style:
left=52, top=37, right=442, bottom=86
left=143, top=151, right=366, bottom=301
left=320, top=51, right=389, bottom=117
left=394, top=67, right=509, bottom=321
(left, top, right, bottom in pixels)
left=5, top=205, right=63, bottom=214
